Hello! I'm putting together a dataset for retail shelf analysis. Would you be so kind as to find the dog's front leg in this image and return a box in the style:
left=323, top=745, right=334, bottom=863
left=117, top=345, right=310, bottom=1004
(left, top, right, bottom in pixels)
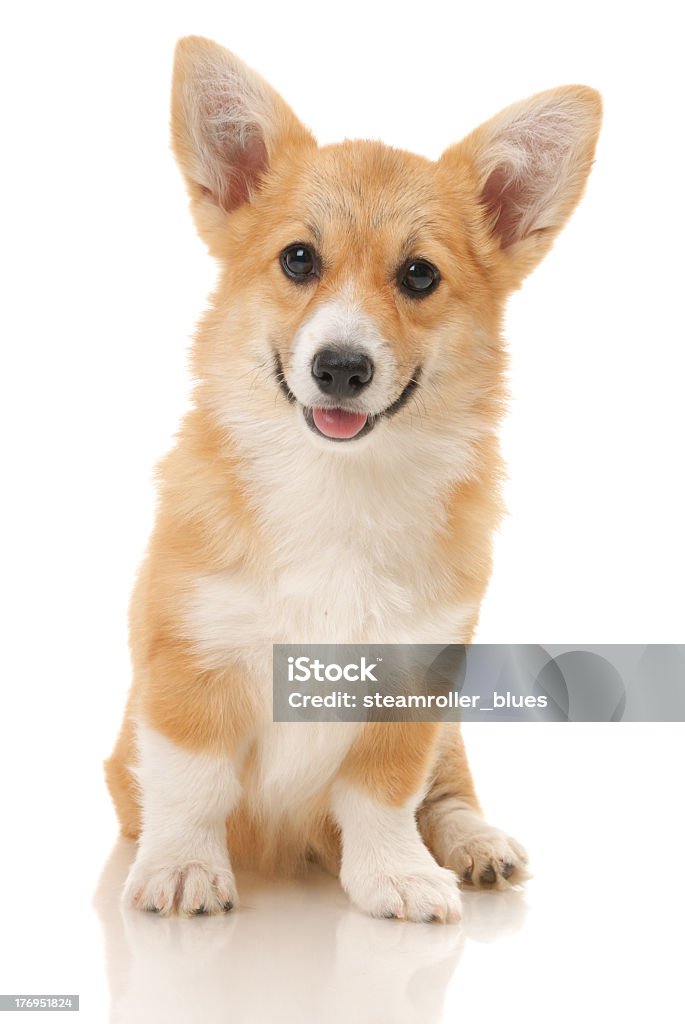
left=331, top=723, right=461, bottom=923
left=122, top=722, right=241, bottom=916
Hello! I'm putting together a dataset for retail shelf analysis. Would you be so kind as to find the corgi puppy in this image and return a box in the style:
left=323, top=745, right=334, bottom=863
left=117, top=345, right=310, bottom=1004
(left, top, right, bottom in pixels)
left=105, top=36, right=601, bottom=922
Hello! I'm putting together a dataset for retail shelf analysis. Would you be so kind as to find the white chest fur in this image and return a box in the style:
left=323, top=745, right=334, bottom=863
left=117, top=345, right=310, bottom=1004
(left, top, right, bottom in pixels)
left=184, top=419, right=476, bottom=662
left=181, top=427, right=475, bottom=811
left=184, top=446, right=475, bottom=655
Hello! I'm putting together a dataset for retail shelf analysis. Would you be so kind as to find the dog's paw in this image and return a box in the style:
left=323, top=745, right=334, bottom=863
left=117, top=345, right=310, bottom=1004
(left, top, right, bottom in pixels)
left=345, top=865, right=462, bottom=923
left=124, top=856, right=238, bottom=917
left=441, top=815, right=529, bottom=889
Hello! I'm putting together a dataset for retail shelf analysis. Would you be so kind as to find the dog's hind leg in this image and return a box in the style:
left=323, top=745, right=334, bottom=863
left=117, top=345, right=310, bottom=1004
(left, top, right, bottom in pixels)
left=418, top=723, right=530, bottom=889
left=104, top=706, right=142, bottom=841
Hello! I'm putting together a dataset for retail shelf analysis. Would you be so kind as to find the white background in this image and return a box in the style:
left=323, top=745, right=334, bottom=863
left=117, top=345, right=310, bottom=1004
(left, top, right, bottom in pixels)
left=0, top=1, right=683, bottom=1021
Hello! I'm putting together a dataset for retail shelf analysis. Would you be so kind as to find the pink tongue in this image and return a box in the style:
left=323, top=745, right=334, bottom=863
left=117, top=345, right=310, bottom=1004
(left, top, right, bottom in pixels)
left=312, top=407, right=368, bottom=439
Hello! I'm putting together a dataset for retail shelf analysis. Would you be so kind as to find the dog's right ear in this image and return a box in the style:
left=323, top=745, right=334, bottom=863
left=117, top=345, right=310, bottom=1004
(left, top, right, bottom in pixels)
left=171, top=37, right=315, bottom=248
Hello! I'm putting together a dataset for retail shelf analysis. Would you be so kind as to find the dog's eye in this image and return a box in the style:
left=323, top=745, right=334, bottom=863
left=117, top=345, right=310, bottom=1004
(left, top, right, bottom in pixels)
left=280, top=244, right=317, bottom=281
left=400, top=259, right=440, bottom=297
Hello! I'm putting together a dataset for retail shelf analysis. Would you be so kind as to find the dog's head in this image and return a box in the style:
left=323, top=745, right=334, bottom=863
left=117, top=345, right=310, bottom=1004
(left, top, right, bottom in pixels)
left=171, top=37, right=600, bottom=465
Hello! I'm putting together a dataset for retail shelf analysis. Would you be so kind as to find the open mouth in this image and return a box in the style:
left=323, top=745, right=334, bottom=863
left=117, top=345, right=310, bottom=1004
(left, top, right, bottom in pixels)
left=305, top=405, right=373, bottom=441
left=274, top=354, right=422, bottom=443
left=309, top=407, right=370, bottom=439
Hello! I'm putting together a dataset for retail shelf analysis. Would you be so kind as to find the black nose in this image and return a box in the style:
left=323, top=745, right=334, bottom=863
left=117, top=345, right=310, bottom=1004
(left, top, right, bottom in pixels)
left=311, top=348, right=374, bottom=398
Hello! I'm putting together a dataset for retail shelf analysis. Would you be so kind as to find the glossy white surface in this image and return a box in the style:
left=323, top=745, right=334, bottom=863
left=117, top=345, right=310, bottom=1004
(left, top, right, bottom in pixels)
left=2, top=726, right=684, bottom=1022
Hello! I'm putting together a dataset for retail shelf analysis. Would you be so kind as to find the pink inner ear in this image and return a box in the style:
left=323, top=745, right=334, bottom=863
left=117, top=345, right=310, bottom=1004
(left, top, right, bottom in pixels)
left=219, top=135, right=269, bottom=212
left=481, top=166, right=530, bottom=250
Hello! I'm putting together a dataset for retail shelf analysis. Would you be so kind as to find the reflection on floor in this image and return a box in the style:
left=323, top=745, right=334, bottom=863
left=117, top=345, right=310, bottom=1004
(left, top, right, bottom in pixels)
left=94, top=838, right=528, bottom=1024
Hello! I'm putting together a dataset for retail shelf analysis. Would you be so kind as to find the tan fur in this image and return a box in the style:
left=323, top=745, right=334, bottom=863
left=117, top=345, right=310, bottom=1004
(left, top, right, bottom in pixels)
left=105, top=36, right=601, bottom=897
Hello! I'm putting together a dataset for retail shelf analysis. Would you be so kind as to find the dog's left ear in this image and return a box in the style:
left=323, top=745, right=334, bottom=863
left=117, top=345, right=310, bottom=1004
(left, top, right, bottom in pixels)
left=442, top=86, right=602, bottom=285
left=171, top=36, right=315, bottom=250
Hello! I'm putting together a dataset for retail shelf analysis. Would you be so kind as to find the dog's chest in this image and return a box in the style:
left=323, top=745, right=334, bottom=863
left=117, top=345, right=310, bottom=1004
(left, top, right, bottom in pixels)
left=181, top=460, right=474, bottom=812
left=185, top=464, right=470, bottom=657
left=186, top=536, right=438, bottom=660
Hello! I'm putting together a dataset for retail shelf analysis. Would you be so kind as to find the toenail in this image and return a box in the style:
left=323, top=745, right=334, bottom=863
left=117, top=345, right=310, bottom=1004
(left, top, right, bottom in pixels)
left=479, top=863, right=497, bottom=884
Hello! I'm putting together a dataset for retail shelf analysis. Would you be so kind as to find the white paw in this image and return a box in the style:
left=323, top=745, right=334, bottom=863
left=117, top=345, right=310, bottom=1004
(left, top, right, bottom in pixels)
left=124, top=855, right=238, bottom=917
left=345, top=864, right=462, bottom=923
left=441, top=813, right=529, bottom=890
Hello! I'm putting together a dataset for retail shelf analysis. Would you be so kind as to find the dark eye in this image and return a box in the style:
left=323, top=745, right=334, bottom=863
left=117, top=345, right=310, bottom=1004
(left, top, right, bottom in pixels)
left=400, top=259, right=440, bottom=297
left=280, top=244, right=317, bottom=281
